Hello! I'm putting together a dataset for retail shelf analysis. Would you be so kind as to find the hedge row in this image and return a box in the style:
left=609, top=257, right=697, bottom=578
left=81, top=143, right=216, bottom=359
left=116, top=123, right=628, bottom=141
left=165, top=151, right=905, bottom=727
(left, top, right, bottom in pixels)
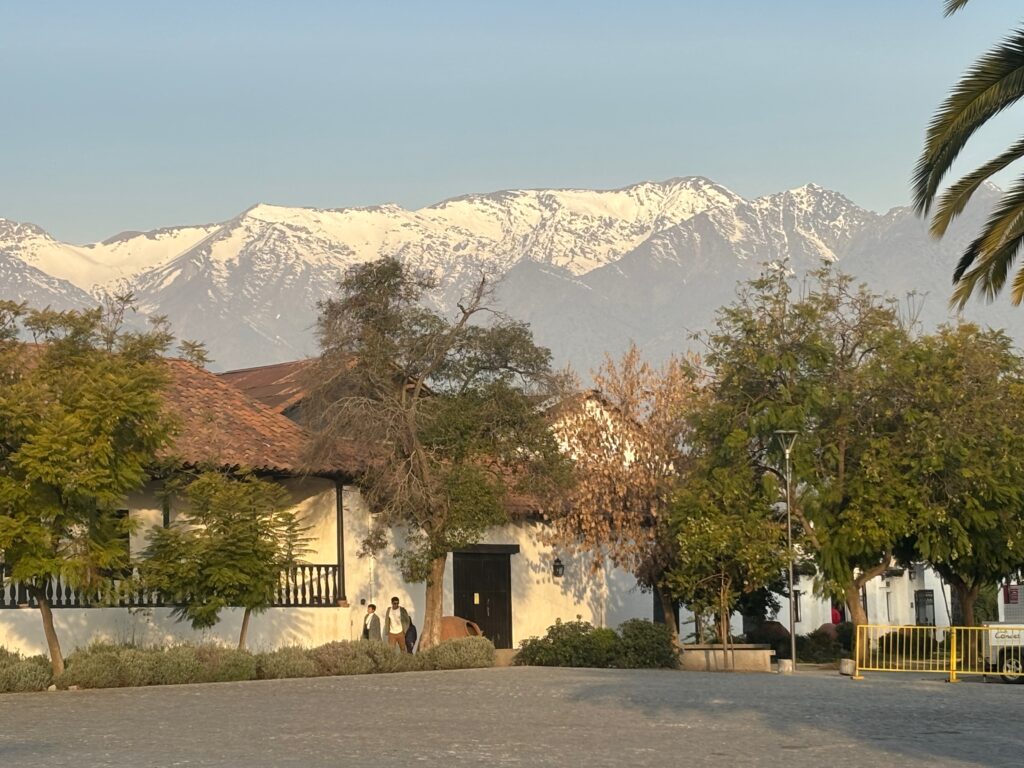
left=0, top=648, right=53, bottom=693
left=0, top=636, right=495, bottom=694
left=745, top=622, right=855, bottom=663
left=515, top=619, right=679, bottom=669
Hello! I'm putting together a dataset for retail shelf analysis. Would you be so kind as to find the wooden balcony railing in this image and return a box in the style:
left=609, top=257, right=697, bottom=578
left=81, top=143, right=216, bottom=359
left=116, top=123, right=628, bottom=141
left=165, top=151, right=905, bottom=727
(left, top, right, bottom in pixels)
left=0, top=564, right=341, bottom=609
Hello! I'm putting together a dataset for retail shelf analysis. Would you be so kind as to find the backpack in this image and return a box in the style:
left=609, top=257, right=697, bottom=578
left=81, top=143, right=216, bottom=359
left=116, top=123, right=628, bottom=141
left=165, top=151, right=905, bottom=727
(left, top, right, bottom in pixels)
left=405, top=622, right=418, bottom=653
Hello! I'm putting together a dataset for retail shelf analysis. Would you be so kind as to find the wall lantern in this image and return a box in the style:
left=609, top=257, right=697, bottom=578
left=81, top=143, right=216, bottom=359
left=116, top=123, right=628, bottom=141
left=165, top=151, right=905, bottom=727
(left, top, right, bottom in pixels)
left=552, top=557, right=565, bottom=578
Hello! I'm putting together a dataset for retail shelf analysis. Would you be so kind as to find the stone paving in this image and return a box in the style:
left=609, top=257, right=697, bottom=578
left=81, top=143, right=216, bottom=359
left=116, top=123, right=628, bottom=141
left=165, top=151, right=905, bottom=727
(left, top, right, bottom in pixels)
left=0, top=667, right=1021, bottom=767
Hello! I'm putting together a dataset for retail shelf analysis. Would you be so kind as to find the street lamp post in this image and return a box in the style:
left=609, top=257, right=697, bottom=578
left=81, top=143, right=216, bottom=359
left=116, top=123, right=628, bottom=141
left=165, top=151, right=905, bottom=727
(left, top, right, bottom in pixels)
left=774, top=429, right=798, bottom=672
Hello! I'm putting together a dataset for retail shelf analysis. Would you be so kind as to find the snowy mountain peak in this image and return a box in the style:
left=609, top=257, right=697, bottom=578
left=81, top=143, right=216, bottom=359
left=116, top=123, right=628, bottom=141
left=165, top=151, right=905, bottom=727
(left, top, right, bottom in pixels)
left=5, top=176, right=1002, bottom=373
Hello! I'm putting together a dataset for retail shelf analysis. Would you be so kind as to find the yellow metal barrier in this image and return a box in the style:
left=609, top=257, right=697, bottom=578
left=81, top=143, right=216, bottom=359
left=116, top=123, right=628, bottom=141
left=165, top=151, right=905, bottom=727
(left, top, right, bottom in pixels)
left=853, top=623, right=1024, bottom=682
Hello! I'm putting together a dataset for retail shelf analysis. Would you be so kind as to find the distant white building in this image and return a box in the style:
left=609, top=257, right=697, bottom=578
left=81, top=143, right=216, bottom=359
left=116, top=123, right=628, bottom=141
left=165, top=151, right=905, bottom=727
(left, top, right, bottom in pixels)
left=770, top=563, right=956, bottom=634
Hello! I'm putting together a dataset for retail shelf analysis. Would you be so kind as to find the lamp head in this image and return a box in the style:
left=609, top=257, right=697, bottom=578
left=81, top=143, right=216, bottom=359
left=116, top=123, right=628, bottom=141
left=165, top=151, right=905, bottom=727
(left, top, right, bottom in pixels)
left=773, top=429, right=798, bottom=453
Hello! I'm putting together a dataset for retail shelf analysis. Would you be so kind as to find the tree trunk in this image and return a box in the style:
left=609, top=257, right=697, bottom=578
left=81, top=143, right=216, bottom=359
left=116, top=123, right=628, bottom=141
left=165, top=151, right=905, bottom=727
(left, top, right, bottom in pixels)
left=844, top=583, right=867, bottom=627
left=31, top=588, right=65, bottom=677
left=238, top=606, right=252, bottom=651
left=656, top=584, right=680, bottom=646
left=719, top=578, right=732, bottom=672
left=843, top=582, right=869, bottom=669
left=953, top=581, right=982, bottom=669
left=953, top=581, right=980, bottom=627
left=419, top=553, right=447, bottom=651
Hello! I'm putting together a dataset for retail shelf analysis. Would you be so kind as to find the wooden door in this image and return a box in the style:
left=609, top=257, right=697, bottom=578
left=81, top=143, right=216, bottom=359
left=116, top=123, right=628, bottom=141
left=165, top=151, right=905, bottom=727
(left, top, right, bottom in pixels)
left=453, top=552, right=513, bottom=649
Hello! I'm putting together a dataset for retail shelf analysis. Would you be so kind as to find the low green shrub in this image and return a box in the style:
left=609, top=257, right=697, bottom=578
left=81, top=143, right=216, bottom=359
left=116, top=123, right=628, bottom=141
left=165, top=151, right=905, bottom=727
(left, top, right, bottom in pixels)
left=420, top=637, right=495, bottom=670
left=835, top=622, right=854, bottom=652
left=874, top=628, right=939, bottom=659
left=60, top=644, right=256, bottom=688
left=744, top=622, right=791, bottom=659
left=0, top=655, right=52, bottom=693
left=3, top=630, right=500, bottom=694
left=515, top=620, right=616, bottom=667
left=616, top=619, right=679, bottom=669
left=255, top=647, right=319, bottom=680
left=515, top=619, right=676, bottom=669
left=61, top=644, right=125, bottom=689
left=357, top=641, right=423, bottom=673
left=0, top=646, right=25, bottom=668
left=150, top=646, right=203, bottom=686
left=193, top=646, right=257, bottom=683
left=309, top=641, right=377, bottom=677
left=796, top=629, right=843, bottom=663
left=115, top=648, right=162, bottom=687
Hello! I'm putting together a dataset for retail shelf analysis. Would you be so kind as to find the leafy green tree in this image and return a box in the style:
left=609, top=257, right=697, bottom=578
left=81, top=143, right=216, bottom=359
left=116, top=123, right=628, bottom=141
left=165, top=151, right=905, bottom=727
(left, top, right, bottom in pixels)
left=0, top=301, right=173, bottom=676
left=669, top=451, right=785, bottom=665
left=897, top=323, right=1024, bottom=626
left=913, top=1, right=1024, bottom=306
left=698, top=264, right=921, bottom=626
left=141, top=471, right=307, bottom=650
left=304, top=257, right=569, bottom=649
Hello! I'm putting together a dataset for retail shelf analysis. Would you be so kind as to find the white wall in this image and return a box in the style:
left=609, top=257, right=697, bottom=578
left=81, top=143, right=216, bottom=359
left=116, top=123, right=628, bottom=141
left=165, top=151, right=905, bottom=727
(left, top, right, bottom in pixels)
left=861, top=566, right=953, bottom=627
left=340, top=487, right=653, bottom=648
left=1, top=480, right=655, bottom=656
left=0, top=605, right=353, bottom=656
left=771, top=564, right=955, bottom=632
left=1, top=476, right=351, bottom=657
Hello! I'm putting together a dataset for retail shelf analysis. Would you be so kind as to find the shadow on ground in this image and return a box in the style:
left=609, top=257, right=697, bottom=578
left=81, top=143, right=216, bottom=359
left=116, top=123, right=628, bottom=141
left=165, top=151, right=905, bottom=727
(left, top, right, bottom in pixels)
left=564, top=668, right=1022, bottom=767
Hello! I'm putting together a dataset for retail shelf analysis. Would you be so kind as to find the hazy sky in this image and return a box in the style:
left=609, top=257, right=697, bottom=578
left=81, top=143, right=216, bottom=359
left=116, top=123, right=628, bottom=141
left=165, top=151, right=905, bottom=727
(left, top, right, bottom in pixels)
left=3, top=1, right=1022, bottom=243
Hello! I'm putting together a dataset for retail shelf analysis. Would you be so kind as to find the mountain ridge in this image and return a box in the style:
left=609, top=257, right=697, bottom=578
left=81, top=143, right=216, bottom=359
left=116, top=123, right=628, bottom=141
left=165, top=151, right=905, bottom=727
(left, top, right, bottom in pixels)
left=0, top=177, right=1016, bottom=372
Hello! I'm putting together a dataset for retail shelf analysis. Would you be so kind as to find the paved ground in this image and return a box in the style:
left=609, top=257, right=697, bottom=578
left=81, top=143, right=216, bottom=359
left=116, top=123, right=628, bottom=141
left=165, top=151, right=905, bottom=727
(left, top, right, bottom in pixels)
left=0, top=667, right=1020, bottom=767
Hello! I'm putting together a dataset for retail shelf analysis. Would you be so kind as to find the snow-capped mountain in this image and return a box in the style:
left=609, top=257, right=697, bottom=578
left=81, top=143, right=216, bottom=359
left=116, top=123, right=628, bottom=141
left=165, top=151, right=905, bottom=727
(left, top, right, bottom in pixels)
left=0, top=178, right=1015, bottom=371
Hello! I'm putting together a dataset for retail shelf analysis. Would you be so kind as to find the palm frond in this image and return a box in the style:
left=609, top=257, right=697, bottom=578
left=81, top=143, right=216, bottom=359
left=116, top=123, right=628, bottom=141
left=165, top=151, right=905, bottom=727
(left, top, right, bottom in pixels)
left=944, top=0, right=972, bottom=16
left=951, top=174, right=1024, bottom=307
left=913, top=28, right=1024, bottom=215
left=931, top=135, right=1024, bottom=236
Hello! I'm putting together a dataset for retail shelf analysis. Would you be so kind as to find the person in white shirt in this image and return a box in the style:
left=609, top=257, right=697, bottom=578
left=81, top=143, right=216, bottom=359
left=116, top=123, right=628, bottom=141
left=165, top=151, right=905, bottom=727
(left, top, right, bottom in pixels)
left=383, top=596, right=411, bottom=652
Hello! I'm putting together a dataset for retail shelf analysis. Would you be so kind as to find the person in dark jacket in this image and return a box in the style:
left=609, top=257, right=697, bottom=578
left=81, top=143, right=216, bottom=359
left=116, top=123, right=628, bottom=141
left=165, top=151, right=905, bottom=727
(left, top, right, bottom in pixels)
left=361, top=603, right=381, bottom=642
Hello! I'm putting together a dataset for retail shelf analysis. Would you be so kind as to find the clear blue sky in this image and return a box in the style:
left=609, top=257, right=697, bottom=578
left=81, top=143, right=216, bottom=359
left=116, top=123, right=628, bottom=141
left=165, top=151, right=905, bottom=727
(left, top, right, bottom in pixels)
left=2, top=1, right=1022, bottom=243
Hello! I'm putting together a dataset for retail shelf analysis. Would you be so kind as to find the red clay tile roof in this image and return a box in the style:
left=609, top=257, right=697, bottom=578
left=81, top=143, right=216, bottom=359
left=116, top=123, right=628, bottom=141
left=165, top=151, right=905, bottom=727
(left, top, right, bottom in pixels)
left=216, top=359, right=312, bottom=414
left=162, top=359, right=361, bottom=476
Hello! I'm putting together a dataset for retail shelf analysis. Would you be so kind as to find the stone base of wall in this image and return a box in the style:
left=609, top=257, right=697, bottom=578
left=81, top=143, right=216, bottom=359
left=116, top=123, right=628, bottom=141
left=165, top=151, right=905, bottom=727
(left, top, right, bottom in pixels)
left=680, top=644, right=775, bottom=673
left=0, top=605, right=357, bottom=657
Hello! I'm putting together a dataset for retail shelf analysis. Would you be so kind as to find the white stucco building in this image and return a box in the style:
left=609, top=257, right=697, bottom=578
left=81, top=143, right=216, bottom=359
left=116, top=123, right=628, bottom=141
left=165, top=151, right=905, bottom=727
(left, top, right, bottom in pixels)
left=0, top=359, right=653, bottom=657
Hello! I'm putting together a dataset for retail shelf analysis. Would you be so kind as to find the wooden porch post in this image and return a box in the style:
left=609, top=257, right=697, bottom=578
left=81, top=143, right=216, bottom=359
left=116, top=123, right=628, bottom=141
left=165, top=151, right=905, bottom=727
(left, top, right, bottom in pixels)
left=335, top=480, right=346, bottom=603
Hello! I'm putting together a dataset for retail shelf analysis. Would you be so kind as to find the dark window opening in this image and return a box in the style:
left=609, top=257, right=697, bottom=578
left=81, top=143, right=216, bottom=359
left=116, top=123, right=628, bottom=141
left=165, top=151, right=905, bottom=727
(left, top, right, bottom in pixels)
left=915, top=589, right=936, bottom=626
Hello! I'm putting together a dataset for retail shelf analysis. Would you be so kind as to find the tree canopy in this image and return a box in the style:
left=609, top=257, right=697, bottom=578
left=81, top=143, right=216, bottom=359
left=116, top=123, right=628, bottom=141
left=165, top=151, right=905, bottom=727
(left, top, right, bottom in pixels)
left=696, top=264, right=919, bottom=625
left=0, top=300, right=175, bottom=675
left=304, top=257, right=568, bottom=649
left=546, top=344, right=701, bottom=642
left=896, top=323, right=1024, bottom=625
left=142, top=470, right=307, bottom=649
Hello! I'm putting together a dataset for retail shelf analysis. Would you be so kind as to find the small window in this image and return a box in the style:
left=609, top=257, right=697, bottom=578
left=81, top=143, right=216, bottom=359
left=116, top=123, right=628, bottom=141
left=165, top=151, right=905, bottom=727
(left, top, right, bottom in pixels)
left=915, top=589, right=936, bottom=626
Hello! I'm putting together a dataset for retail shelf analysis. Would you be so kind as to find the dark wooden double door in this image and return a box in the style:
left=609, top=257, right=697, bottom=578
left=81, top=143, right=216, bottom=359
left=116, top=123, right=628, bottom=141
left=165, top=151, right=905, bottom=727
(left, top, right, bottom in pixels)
left=453, top=551, right=513, bottom=649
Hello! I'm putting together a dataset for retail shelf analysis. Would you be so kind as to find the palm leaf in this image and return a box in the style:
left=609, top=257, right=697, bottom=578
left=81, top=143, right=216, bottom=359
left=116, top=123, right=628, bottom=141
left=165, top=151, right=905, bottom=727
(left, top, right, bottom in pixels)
left=932, top=135, right=1024, bottom=236
left=913, top=28, right=1024, bottom=215
left=951, top=174, right=1024, bottom=307
left=944, top=0, right=972, bottom=16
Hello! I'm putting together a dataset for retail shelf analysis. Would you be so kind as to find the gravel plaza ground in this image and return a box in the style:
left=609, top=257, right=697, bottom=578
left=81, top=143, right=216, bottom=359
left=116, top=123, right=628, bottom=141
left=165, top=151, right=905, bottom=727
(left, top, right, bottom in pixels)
left=1, top=666, right=1021, bottom=767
